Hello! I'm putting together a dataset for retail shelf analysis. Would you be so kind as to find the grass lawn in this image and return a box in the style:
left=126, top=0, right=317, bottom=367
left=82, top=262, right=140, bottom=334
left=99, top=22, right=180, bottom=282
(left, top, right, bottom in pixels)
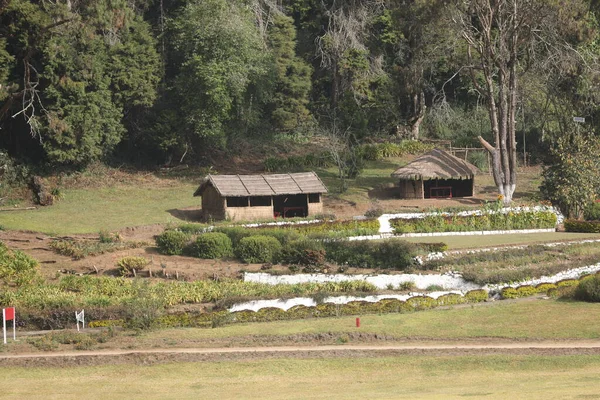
left=2, top=355, right=600, bottom=399
left=128, top=300, right=600, bottom=346
left=403, top=232, right=600, bottom=250
left=0, top=184, right=198, bottom=234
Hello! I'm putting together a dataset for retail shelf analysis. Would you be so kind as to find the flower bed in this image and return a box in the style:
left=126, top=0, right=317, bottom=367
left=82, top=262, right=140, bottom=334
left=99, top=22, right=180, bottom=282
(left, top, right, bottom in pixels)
left=390, top=209, right=557, bottom=234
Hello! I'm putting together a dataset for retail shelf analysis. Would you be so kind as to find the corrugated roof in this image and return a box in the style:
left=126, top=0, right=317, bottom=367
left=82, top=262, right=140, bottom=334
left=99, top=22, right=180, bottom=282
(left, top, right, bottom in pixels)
left=194, top=172, right=328, bottom=197
left=391, top=149, right=480, bottom=180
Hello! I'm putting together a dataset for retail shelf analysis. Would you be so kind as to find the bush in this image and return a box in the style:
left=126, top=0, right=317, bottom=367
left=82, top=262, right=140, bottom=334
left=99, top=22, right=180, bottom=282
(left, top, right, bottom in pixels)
left=117, top=256, right=149, bottom=277
left=155, top=230, right=189, bottom=255
left=584, top=202, right=600, bottom=221
left=464, top=289, right=489, bottom=302
left=324, top=239, right=417, bottom=270
left=574, top=274, right=600, bottom=302
left=235, top=235, right=282, bottom=263
left=564, top=220, right=600, bottom=233
left=278, top=239, right=326, bottom=266
left=0, top=241, right=39, bottom=286
left=190, top=232, right=233, bottom=259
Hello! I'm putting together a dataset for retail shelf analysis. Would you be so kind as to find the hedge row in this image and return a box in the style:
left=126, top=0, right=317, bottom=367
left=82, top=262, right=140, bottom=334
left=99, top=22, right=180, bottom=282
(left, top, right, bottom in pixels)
left=500, top=279, right=581, bottom=299
left=391, top=211, right=557, bottom=234
left=156, top=221, right=423, bottom=269
left=88, top=289, right=489, bottom=329
left=564, top=220, right=600, bottom=233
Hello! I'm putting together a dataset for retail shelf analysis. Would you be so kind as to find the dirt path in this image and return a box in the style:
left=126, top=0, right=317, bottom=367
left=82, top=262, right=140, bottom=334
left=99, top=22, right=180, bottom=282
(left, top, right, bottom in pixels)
left=3, top=341, right=600, bottom=367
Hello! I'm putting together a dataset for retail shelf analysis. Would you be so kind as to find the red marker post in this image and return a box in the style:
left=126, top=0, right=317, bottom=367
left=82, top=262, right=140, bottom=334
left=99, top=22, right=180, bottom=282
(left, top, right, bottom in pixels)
left=356, top=317, right=360, bottom=328
left=3, top=307, right=16, bottom=344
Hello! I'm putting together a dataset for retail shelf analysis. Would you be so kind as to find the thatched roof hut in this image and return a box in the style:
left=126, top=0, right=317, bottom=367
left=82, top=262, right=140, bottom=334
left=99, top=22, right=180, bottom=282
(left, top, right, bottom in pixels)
left=194, top=172, right=328, bottom=221
left=391, top=149, right=479, bottom=199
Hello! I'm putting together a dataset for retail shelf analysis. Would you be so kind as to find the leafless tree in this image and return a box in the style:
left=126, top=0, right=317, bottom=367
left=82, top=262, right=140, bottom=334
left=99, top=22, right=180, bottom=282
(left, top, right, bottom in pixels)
left=452, top=0, right=589, bottom=204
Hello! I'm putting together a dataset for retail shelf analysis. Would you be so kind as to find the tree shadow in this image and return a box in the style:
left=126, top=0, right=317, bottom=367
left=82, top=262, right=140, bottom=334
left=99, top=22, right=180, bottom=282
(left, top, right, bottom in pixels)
left=167, top=208, right=203, bottom=222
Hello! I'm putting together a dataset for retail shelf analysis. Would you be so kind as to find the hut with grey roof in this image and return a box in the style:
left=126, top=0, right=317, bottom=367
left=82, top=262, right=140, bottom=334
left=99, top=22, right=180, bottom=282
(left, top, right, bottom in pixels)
left=193, top=172, right=328, bottom=221
left=391, top=149, right=479, bottom=199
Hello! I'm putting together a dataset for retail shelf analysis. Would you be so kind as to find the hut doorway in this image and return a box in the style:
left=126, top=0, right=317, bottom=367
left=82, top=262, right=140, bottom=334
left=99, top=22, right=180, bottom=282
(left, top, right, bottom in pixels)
left=423, top=178, right=473, bottom=199
left=273, top=195, right=308, bottom=218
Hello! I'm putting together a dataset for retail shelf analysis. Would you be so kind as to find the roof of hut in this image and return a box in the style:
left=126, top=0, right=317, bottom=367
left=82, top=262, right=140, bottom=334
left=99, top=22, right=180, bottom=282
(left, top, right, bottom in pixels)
left=391, top=148, right=480, bottom=180
left=194, top=172, right=328, bottom=197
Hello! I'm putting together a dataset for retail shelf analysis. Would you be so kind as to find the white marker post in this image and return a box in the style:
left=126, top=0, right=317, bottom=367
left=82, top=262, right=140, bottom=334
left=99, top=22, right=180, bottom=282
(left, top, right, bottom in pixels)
left=75, top=309, right=85, bottom=332
left=3, top=307, right=15, bottom=344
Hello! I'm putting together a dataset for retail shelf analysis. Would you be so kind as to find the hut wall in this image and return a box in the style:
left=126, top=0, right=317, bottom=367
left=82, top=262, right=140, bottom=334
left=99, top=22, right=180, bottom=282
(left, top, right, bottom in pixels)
left=307, top=199, right=323, bottom=216
left=397, top=179, right=423, bottom=199
left=201, top=185, right=226, bottom=219
left=225, top=205, right=273, bottom=221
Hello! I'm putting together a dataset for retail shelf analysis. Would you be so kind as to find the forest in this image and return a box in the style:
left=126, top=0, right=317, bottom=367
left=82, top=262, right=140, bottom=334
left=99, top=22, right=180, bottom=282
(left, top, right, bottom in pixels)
left=2, top=0, right=600, bottom=215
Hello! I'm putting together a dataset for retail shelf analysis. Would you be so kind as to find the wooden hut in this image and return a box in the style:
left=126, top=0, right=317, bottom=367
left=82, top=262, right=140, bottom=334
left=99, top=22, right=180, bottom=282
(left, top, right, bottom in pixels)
left=193, top=172, right=328, bottom=221
left=391, top=149, right=479, bottom=199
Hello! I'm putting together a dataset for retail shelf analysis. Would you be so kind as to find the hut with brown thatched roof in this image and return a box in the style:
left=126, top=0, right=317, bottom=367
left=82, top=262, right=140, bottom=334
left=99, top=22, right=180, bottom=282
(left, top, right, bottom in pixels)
left=193, top=172, right=328, bottom=221
left=391, top=149, right=479, bottom=199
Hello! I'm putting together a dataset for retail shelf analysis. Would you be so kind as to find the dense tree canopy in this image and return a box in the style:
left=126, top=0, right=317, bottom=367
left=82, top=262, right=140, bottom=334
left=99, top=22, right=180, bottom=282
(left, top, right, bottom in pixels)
left=1, top=0, right=600, bottom=207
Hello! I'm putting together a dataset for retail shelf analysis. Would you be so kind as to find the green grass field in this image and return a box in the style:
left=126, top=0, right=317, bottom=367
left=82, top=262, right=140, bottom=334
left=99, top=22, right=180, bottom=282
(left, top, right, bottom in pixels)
left=0, top=184, right=198, bottom=234
left=125, top=300, right=600, bottom=347
left=2, top=355, right=600, bottom=399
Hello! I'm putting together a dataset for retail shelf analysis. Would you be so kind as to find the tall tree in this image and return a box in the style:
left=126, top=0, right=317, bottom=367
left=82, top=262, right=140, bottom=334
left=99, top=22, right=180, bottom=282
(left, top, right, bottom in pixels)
left=452, top=0, right=590, bottom=204
left=267, top=14, right=312, bottom=131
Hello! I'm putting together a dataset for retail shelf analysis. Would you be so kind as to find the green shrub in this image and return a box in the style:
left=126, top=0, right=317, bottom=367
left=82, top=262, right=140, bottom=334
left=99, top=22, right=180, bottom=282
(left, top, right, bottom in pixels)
left=324, top=239, right=417, bottom=270
left=278, top=239, right=326, bottom=266
left=464, top=289, right=488, bottom=302
left=191, top=232, right=233, bottom=259
left=235, top=235, right=282, bottom=263
left=0, top=241, right=39, bottom=286
left=155, top=230, right=189, bottom=255
left=516, top=285, right=537, bottom=298
left=173, top=223, right=210, bottom=235
left=117, top=256, right=149, bottom=277
left=574, top=274, right=600, bottom=302
left=584, top=202, right=600, bottom=221
left=436, top=293, right=465, bottom=306
left=501, top=287, right=519, bottom=299
left=564, top=220, right=600, bottom=233
left=534, top=283, right=557, bottom=293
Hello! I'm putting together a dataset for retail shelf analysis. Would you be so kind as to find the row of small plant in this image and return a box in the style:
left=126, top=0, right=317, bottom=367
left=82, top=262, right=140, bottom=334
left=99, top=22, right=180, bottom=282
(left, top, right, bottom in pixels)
left=391, top=210, right=557, bottom=234
left=500, top=272, right=600, bottom=302
left=50, top=233, right=148, bottom=260
left=0, top=275, right=378, bottom=310
left=423, top=242, right=600, bottom=285
left=86, top=289, right=489, bottom=330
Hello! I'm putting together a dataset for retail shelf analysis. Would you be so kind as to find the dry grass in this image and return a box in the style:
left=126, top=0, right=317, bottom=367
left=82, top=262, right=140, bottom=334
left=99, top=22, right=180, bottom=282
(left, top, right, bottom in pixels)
left=403, top=232, right=600, bottom=250
left=2, top=355, right=600, bottom=399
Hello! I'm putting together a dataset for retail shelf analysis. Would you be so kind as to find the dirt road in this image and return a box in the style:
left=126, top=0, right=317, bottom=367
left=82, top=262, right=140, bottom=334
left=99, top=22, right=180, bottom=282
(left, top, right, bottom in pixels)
left=2, top=341, right=600, bottom=367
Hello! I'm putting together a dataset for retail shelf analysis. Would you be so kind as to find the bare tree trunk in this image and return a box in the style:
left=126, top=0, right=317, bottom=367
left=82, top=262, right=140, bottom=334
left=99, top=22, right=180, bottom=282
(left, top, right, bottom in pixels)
left=409, top=91, right=426, bottom=140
